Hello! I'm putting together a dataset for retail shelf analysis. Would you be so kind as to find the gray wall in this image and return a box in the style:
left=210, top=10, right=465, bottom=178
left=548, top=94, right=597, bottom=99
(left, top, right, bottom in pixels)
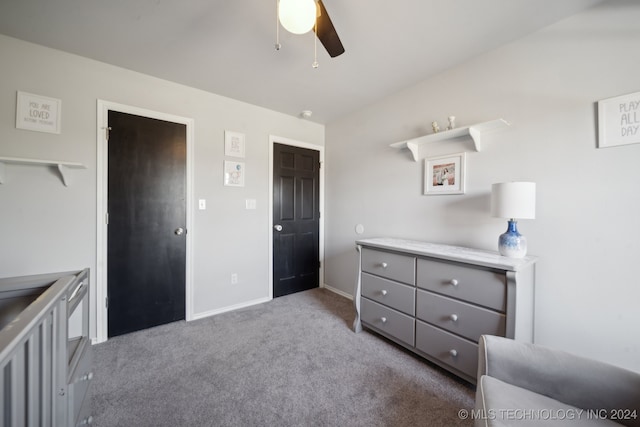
left=324, top=1, right=640, bottom=373
left=0, top=34, right=324, bottom=339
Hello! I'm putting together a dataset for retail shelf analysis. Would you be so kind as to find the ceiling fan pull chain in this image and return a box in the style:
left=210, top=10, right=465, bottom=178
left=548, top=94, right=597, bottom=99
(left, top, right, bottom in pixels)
left=275, top=0, right=282, bottom=51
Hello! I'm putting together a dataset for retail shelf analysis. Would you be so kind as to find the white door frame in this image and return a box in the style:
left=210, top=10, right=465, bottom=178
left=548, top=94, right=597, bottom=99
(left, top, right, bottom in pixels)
left=268, top=135, right=325, bottom=299
left=95, top=100, right=195, bottom=344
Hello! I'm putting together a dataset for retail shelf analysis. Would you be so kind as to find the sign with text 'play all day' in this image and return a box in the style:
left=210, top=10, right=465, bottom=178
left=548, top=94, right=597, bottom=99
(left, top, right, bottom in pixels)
left=16, top=91, right=62, bottom=134
left=598, top=91, right=640, bottom=148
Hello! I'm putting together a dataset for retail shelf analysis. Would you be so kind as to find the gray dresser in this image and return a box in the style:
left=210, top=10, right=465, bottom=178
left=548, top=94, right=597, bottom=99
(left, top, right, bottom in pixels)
left=354, top=238, right=536, bottom=383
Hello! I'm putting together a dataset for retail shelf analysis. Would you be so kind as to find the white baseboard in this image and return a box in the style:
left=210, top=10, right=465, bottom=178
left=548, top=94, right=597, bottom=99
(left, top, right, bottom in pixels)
left=191, top=296, right=272, bottom=321
left=322, top=283, right=353, bottom=300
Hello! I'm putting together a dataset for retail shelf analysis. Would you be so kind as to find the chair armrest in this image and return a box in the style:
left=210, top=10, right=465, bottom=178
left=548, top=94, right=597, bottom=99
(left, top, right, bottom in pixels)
left=478, top=335, right=640, bottom=427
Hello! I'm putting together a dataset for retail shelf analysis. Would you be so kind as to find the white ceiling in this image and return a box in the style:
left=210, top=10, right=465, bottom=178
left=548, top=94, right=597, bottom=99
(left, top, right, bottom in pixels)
left=0, top=0, right=603, bottom=124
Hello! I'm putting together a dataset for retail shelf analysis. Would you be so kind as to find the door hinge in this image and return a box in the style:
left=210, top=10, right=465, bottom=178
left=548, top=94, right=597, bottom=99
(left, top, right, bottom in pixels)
left=318, top=261, right=321, bottom=269
left=105, top=126, right=112, bottom=141
left=105, top=297, right=108, bottom=308
left=105, top=212, right=109, bottom=225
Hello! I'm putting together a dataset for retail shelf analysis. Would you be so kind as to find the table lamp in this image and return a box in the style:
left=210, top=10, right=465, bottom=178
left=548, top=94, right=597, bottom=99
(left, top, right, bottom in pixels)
left=491, top=182, right=536, bottom=258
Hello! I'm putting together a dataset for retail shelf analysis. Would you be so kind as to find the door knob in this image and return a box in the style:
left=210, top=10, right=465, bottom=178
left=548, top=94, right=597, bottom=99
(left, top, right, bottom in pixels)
left=274, top=224, right=283, bottom=232
left=174, top=227, right=185, bottom=235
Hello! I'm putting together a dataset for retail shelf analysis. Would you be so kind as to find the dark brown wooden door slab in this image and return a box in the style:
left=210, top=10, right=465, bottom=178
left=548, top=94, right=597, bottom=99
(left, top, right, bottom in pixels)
left=107, top=111, right=186, bottom=337
left=273, top=143, right=320, bottom=298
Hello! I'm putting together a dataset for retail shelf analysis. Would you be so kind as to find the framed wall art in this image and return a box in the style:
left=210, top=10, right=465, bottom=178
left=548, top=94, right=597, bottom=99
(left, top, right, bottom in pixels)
left=424, top=152, right=466, bottom=195
left=597, top=91, right=640, bottom=148
left=224, top=130, right=246, bottom=157
left=223, top=160, right=245, bottom=187
left=16, top=91, right=62, bottom=134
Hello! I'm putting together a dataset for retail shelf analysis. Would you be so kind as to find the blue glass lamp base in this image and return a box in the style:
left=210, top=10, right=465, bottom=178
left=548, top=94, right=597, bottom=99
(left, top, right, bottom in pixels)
left=498, top=220, right=527, bottom=258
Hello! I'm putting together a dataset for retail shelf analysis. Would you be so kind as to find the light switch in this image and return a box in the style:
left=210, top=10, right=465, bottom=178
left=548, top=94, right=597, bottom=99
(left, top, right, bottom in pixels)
left=198, top=199, right=206, bottom=210
left=245, top=199, right=257, bottom=210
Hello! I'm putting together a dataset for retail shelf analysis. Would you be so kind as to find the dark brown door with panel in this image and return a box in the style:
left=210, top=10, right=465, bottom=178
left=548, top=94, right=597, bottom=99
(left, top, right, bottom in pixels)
left=272, top=143, right=320, bottom=298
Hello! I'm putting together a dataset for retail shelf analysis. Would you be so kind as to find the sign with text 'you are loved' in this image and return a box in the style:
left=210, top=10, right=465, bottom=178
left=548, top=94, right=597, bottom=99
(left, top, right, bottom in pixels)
left=16, top=91, right=62, bottom=134
left=598, top=91, right=640, bottom=148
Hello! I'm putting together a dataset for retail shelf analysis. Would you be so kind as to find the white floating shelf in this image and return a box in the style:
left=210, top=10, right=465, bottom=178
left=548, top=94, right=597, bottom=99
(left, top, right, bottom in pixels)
left=0, top=156, right=87, bottom=186
left=390, top=119, right=510, bottom=161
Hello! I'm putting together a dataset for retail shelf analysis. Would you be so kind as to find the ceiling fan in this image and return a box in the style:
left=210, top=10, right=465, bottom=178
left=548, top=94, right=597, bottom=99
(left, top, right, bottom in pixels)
left=277, top=0, right=345, bottom=61
left=313, top=0, right=345, bottom=58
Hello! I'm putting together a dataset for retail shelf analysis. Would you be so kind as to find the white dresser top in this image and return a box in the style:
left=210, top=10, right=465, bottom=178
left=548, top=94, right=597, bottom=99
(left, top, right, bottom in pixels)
left=356, top=238, right=537, bottom=272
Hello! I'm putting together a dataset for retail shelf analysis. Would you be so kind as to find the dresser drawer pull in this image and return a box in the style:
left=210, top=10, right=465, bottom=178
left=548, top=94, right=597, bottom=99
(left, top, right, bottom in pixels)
left=449, top=349, right=458, bottom=357
left=380, top=289, right=388, bottom=296
left=380, top=262, right=388, bottom=268
left=380, top=317, right=387, bottom=323
left=449, top=279, right=459, bottom=286
left=449, top=314, right=458, bottom=322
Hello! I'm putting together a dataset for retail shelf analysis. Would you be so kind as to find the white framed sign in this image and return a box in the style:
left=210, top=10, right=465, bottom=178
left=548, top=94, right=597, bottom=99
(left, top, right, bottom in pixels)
left=597, top=91, right=640, bottom=148
left=224, top=130, right=245, bottom=158
left=16, top=91, right=62, bottom=134
left=223, top=161, right=245, bottom=187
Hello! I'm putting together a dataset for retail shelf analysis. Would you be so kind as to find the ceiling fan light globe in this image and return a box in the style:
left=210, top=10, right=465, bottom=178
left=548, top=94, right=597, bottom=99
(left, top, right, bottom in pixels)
left=278, top=0, right=316, bottom=35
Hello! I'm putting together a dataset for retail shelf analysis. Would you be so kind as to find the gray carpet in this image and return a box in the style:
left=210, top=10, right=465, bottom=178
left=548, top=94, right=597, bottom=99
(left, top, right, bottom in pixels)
left=92, top=288, right=475, bottom=426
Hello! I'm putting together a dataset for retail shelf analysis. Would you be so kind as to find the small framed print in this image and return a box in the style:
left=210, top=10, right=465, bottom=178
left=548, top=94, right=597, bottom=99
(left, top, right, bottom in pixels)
left=424, top=152, right=466, bottom=195
left=16, top=91, right=62, bottom=134
left=224, top=131, right=245, bottom=158
left=597, top=91, right=640, bottom=148
left=224, top=161, right=245, bottom=187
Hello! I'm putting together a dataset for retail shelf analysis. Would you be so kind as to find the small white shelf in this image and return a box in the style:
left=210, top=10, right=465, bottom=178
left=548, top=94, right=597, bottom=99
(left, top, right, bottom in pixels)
left=390, top=119, right=510, bottom=161
left=0, top=156, right=87, bottom=186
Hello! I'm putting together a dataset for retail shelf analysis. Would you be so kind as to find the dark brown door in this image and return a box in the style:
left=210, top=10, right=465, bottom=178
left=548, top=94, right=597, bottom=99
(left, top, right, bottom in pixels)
left=107, top=111, right=186, bottom=337
left=273, top=143, right=320, bottom=297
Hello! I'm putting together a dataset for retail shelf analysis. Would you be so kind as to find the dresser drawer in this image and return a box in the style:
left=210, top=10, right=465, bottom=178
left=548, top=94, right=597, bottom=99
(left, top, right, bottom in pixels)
left=417, top=258, right=506, bottom=311
left=68, top=343, right=93, bottom=424
left=362, top=273, right=415, bottom=316
left=74, top=387, right=93, bottom=427
left=362, top=248, right=415, bottom=285
left=415, top=321, right=478, bottom=380
left=361, top=298, right=415, bottom=346
left=416, top=289, right=505, bottom=342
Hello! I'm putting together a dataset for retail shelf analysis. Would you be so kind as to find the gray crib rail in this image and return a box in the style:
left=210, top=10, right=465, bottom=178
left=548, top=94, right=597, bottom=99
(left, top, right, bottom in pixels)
left=0, top=270, right=87, bottom=427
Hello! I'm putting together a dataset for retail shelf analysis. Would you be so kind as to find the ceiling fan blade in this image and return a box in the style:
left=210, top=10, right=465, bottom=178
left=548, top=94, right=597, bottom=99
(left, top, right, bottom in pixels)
left=314, top=0, right=345, bottom=58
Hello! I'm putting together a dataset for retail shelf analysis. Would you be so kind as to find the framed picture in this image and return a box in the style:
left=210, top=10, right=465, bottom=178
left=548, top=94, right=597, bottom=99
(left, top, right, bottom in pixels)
left=224, top=161, right=245, bottom=187
left=424, top=153, right=466, bottom=195
left=16, top=91, right=62, bottom=134
left=224, top=130, right=245, bottom=157
left=598, top=91, right=640, bottom=148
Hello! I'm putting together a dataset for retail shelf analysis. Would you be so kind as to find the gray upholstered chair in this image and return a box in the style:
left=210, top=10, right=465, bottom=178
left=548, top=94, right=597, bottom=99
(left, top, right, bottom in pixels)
left=475, top=335, right=640, bottom=426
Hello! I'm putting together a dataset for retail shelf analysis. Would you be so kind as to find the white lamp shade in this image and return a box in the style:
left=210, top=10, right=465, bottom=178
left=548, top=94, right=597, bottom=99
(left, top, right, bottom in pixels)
left=491, top=182, right=536, bottom=219
left=278, top=0, right=317, bottom=35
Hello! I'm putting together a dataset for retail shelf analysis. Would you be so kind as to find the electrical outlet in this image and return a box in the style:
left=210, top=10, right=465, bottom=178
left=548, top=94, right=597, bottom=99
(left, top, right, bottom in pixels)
left=231, top=273, right=238, bottom=284
left=198, top=199, right=206, bottom=210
